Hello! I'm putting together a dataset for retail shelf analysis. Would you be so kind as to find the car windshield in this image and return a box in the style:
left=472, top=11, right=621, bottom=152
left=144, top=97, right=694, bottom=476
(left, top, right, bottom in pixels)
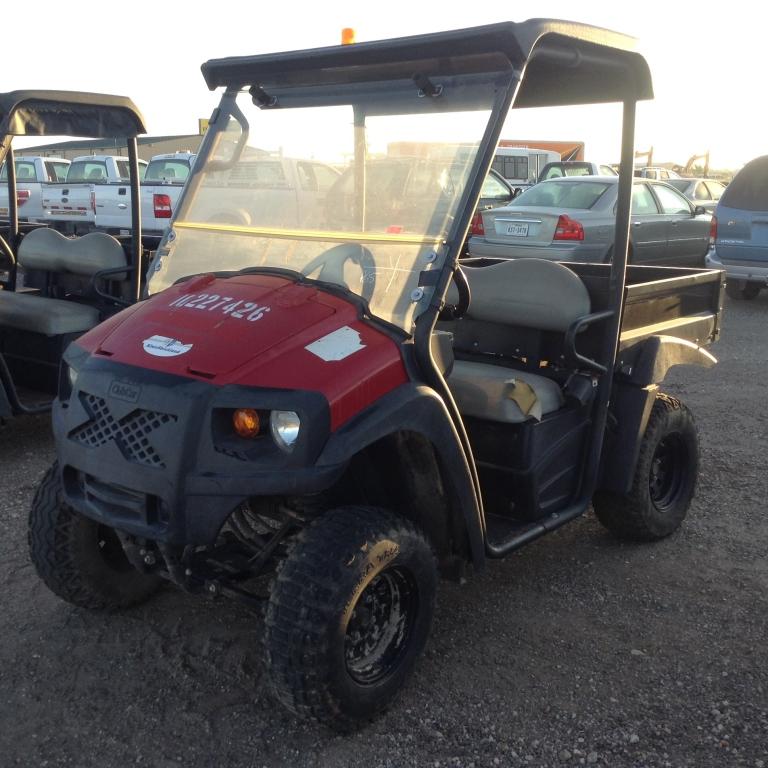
left=145, top=160, right=192, bottom=182
left=148, top=78, right=497, bottom=331
left=513, top=180, right=612, bottom=209
left=666, top=179, right=691, bottom=192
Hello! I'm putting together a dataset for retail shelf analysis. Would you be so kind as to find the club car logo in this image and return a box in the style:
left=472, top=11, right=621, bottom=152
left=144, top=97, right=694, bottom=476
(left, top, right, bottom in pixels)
left=142, top=335, right=193, bottom=358
left=108, top=380, right=141, bottom=403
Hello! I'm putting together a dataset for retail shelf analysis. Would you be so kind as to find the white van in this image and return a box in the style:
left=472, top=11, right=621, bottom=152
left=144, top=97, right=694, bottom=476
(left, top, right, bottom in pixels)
left=491, top=146, right=560, bottom=189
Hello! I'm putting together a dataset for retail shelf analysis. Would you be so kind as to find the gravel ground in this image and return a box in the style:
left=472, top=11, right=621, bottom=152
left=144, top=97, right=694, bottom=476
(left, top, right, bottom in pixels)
left=1, top=295, right=767, bottom=768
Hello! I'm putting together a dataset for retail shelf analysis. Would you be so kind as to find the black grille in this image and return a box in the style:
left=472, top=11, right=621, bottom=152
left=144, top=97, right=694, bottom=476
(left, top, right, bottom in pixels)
left=70, top=393, right=177, bottom=468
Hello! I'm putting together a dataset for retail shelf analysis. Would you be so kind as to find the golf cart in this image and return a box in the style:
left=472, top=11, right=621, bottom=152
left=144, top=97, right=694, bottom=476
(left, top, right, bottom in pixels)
left=0, top=90, right=146, bottom=419
left=28, top=22, right=724, bottom=729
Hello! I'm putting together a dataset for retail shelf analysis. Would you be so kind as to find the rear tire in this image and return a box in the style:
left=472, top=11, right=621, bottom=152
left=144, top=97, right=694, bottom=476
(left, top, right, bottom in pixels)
left=28, top=463, right=161, bottom=610
left=264, top=506, right=437, bottom=730
left=726, top=280, right=760, bottom=300
left=593, top=394, right=698, bottom=541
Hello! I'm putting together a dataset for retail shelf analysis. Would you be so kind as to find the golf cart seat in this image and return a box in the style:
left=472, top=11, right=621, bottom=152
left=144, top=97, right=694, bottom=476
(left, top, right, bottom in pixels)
left=0, top=227, right=127, bottom=335
left=446, top=258, right=591, bottom=423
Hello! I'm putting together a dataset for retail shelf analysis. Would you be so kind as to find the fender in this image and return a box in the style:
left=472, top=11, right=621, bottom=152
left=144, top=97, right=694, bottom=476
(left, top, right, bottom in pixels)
left=317, top=383, right=485, bottom=570
left=599, top=335, right=716, bottom=494
left=625, top=334, right=716, bottom=387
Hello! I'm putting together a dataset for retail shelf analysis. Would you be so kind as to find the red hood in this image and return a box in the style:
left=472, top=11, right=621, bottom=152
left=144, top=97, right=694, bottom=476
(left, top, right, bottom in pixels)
left=91, top=274, right=336, bottom=378
left=76, top=274, right=409, bottom=428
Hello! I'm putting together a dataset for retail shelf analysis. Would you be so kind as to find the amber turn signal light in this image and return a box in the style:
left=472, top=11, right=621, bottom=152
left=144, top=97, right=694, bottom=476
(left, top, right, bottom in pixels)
left=232, top=408, right=260, bottom=438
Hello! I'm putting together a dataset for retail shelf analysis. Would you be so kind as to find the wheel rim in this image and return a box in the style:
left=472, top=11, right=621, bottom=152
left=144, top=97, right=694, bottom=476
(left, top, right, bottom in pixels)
left=344, top=566, right=418, bottom=684
left=648, top=433, right=688, bottom=511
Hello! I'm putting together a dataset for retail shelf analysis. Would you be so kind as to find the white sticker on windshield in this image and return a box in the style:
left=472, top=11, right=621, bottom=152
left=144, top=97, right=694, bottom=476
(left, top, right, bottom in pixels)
left=142, top=335, right=193, bottom=357
left=305, top=326, right=365, bottom=362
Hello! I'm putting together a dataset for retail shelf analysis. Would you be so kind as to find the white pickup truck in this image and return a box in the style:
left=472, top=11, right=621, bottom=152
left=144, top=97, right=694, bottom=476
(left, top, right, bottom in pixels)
left=40, top=154, right=148, bottom=232
left=92, top=152, right=196, bottom=237
left=91, top=153, right=341, bottom=238
left=0, top=156, right=70, bottom=222
left=190, top=154, right=341, bottom=227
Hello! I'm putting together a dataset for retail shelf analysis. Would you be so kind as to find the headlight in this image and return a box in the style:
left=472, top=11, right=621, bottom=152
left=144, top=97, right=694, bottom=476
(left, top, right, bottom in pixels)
left=270, top=410, right=300, bottom=451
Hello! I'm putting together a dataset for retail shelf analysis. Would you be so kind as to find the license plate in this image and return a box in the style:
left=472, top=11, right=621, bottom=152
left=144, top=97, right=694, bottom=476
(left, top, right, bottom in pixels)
left=505, top=222, right=529, bottom=237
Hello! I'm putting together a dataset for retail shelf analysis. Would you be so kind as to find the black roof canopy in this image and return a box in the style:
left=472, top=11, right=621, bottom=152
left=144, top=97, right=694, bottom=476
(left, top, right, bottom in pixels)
left=201, top=19, right=653, bottom=108
left=0, top=90, right=147, bottom=138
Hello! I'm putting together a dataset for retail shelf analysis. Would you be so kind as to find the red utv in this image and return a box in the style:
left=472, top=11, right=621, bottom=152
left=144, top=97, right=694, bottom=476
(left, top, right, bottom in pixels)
left=29, top=21, right=724, bottom=729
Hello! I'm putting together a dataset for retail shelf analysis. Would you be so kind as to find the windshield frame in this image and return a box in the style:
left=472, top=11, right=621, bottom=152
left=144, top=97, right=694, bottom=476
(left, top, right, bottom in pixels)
left=149, top=70, right=516, bottom=332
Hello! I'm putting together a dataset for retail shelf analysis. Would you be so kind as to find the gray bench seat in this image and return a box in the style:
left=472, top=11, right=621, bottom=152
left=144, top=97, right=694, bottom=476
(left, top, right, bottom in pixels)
left=0, top=227, right=126, bottom=336
left=448, top=360, right=564, bottom=423
left=0, top=291, right=100, bottom=335
left=445, top=259, right=592, bottom=423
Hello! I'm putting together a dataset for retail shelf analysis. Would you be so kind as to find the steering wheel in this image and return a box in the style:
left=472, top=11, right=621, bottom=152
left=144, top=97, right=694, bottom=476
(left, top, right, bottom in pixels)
left=301, top=243, right=377, bottom=303
left=438, top=264, right=471, bottom=320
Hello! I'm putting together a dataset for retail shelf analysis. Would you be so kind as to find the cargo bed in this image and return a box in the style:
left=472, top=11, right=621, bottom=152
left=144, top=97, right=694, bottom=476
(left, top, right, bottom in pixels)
left=462, top=258, right=724, bottom=370
left=565, top=262, right=724, bottom=371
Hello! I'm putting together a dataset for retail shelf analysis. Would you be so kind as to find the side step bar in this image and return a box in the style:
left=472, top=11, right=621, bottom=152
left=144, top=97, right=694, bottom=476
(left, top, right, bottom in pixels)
left=484, top=499, right=590, bottom=558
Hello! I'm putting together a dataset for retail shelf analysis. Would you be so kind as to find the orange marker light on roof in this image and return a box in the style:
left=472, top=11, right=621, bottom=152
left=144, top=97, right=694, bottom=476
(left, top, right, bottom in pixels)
left=233, top=408, right=260, bottom=438
left=341, top=27, right=356, bottom=45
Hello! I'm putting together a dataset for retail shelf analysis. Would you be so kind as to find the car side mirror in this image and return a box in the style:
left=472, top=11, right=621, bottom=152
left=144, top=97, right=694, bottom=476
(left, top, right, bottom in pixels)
left=512, top=187, right=523, bottom=198
left=693, top=205, right=707, bottom=216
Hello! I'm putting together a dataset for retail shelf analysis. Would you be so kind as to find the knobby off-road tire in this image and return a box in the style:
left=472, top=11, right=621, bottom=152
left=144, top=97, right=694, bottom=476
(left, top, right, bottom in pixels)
left=593, top=393, right=698, bottom=541
left=28, top=463, right=161, bottom=610
left=264, top=506, right=438, bottom=730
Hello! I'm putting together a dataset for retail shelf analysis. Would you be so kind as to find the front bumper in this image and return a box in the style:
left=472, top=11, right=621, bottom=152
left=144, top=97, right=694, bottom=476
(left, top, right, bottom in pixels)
left=706, top=247, right=768, bottom=284
left=55, top=348, right=340, bottom=545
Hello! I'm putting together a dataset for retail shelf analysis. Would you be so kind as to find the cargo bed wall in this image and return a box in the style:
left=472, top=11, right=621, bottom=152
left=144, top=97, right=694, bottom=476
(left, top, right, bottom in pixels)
left=564, top=263, right=724, bottom=367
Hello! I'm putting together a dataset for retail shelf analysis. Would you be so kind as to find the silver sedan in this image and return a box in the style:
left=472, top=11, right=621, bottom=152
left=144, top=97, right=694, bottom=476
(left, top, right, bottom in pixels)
left=666, top=177, right=726, bottom=214
left=467, top=176, right=712, bottom=267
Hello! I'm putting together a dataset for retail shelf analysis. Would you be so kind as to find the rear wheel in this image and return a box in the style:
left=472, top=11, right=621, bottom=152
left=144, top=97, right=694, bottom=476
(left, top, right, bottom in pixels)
left=726, top=280, right=761, bottom=300
left=593, top=394, right=698, bottom=541
left=264, top=506, right=437, bottom=730
left=28, top=463, right=161, bottom=610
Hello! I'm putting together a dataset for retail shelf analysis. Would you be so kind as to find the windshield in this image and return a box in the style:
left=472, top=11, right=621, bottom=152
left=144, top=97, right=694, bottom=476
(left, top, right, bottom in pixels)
left=513, top=180, right=613, bottom=209
left=145, top=159, right=192, bottom=182
left=666, top=179, right=690, bottom=193
left=148, top=77, right=498, bottom=330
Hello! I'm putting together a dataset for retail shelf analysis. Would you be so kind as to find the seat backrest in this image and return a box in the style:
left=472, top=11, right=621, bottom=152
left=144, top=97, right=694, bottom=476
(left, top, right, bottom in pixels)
left=88, top=167, right=106, bottom=180
left=460, top=259, right=590, bottom=332
left=18, top=228, right=127, bottom=277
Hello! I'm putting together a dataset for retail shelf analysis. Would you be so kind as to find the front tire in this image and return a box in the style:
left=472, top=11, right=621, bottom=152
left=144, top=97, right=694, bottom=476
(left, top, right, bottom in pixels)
left=264, top=506, right=437, bottom=730
left=593, top=394, right=698, bottom=541
left=28, top=463, right=161, bottom=610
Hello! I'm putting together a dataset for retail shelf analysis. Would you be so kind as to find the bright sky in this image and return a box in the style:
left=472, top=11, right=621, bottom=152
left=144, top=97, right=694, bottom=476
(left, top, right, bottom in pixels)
left=4, top=0, right=761, bottom=170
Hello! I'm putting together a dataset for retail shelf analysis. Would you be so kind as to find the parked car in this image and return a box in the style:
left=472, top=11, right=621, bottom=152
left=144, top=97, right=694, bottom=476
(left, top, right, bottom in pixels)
left=41, top=154, right=148, bottom=233
left=93, top=152, right=197, bottom=236
left=324, top=158, right=513, bottom=242
left=538, top=160, right=617, bottom=182
left=667, top=177, right=726, bottom=214
left=0, top=155, right=70, bottom=222
left=706, top=154, right=768, bottom=299
left=634, top=167, right=680, bottom=181
left=468, top=176, right=711, bottom=266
